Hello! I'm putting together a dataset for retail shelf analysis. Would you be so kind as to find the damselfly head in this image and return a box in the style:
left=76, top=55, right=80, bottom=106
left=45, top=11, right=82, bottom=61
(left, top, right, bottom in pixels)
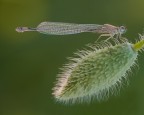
left=119, top=26, right=127, bottom=34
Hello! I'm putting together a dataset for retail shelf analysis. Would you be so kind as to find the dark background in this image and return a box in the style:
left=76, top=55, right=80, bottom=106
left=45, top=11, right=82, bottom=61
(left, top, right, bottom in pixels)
left=1, top=0, right=144, bottom=115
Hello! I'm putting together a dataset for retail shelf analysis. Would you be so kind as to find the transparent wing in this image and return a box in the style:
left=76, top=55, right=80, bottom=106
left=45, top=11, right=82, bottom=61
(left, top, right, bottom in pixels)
left=36, top=22, right=103, bottom=35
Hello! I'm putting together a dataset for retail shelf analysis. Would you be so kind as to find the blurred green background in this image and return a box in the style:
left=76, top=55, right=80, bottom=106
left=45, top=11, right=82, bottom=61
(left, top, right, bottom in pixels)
left=1, top=0, right=144, bottom=115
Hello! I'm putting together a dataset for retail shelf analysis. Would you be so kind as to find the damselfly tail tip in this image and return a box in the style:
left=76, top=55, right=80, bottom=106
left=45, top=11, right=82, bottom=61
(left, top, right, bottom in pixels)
left=16, top=27, right=30, bottom=33
left=16, top=27, right=34, bottom=33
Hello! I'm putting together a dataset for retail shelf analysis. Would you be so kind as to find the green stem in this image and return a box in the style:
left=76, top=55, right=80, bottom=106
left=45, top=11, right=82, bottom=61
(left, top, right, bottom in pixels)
left=133, top=39, right=144, bottom=51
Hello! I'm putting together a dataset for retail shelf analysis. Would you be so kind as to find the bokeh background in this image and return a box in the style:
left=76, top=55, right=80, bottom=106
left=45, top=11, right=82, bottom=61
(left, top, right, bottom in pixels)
left=1, top=0, right=144, bottom=115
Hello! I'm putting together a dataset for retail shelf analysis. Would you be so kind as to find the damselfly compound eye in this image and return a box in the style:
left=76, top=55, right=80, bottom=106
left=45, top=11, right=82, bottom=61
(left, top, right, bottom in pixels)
left=120, top=26, right=127, bottom=34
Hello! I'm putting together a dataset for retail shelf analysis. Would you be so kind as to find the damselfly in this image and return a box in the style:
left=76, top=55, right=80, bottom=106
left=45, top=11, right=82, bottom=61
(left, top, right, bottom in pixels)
left=16, top=22, right=126, bottom=40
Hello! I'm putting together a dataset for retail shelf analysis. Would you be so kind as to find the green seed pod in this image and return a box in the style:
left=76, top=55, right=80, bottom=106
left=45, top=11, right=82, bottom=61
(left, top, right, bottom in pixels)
left=53, top=37, right=144, bottom=104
